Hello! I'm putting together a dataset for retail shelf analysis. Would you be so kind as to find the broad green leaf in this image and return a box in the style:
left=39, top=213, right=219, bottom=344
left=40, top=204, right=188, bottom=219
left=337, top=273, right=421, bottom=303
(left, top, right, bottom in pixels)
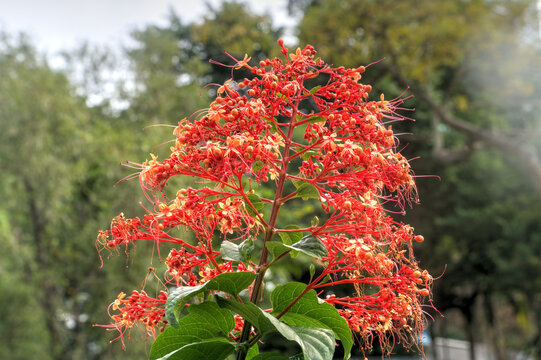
left=246, top=193, right=264, bottom=217
left=206, top=272, right=256, bottom=295
left=246, top=342, right=259, bottom=360
left=266, top=235, right=327, bottom=260
left=215, top=296, right=276, bottom=335
left=271, top=282, right=352, bottom=360
left=220, top=239, right=254, bottom=262
left=294, top=183, right=320, bottom=200
left=278, top=232, right=292, bottom=246
left=220, top=241, right=242, bottom=261
left=262, top=318, right=335, bottom=360
left=278, top=225, right=303, bottom=245
left=285, top=235, right=327, bottom=259
left=151, top=302, right=235, bottom=360
left=166, top=283, right=206, bottom=327
left=305, top=115, right=326, bottom=123
left=216, top=297, right=335, bottom=360
left=251, top=353, right=288, bottom=360
left=239, top=238, right=255, bottom=262
left=246, top=193, right=264, bottom=210
left=265, top=241, right=290, bottom=261
left=166, top=272, right=256, bottom=327
left=156, top=339, right=234, bottom=360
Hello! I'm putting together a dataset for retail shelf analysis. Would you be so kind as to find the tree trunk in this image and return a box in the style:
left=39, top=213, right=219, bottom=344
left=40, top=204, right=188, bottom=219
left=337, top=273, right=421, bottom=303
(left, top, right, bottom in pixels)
left=25, top=178, right=62, bottom=359
left=483, top=294, right=506, bottom=360
left=463, top=304, right=477, bottom=360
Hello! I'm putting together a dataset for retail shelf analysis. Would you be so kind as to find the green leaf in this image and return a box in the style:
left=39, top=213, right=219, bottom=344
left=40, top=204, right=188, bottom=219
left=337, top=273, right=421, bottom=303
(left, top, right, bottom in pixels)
left=301, top=151, right=321, bottom=161
left=166, top=272, right=257, bottom=327
left=246, top=193, right=264, bottom=217
left=207, top=272, right=256, bottom=294
left=278, top=233, right=292, bottom=245
left=267, top=321, right=334, bottom=360
left=216, top=297, right=335, bottom=360
left=220, top=239, right=254, bottom=262
left=220, top=241, right=242, bottom=261
left=266, top=235, right=327, bottom=260
left=309, top=264, right=316, bottom=281
left=166, top=283, right=207, bottom=328
left=265, top=241, right=290, bottom=261
left=278, top=225, right=303, bottom=245
left=252, top=160, right=264, bottom=172
left=295, top=183, right=320, bottom=200
left=305, top=116, right=326, bottom=123
left=271, top=283, right=352, bottom=360
left=246, top=342, right=259, bottom=360
left=251, top=353, right=289, bottom=360
left=150, top=302, right=235, bottom=360
left=156, top=339, right=235, bottom=360
left=286, top=235, right=328, bottom=259
left=276, top=92, right=288, bottom=101
left=239, top=238, right=255, bottom=262
left=247, top=193, right=264, bottom=210
left=216, top=297, right=276, bottom=334
left=307, top=85, right=321, bottom=96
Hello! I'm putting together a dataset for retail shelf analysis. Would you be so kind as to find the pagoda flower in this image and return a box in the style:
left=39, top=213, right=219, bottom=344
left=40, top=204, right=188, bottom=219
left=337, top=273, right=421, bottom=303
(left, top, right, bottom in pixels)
left=97, top=39, right=433, bottom=360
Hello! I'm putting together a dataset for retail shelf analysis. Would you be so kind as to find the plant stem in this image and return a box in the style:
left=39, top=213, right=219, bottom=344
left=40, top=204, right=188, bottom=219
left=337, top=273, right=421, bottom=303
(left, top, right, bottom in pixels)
left=236, top=100, right=299, bottom=360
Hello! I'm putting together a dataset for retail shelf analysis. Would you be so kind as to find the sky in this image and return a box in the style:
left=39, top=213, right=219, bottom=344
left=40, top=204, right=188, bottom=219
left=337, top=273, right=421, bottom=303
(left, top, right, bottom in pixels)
left=3, top=0, right=540, bottom=57
left=0, top=0, right=297, bottom=108
left=0, top=0, right=297, bottom=55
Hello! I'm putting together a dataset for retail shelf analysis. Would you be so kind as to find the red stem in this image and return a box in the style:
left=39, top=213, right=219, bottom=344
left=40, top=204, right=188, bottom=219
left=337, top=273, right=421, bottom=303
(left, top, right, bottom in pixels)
left=236, top=87, right=302, bottom=360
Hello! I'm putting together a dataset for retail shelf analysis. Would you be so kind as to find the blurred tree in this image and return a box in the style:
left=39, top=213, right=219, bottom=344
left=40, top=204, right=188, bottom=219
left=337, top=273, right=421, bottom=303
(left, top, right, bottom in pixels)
left=294, top=0, right=541, bottom=195
left=126, top=14, right=208, bottom=126
left=409, top=148, right=541, bottom=359
left=125, top=2, right=281, bottom=117
left=0, top=32, right=154, bottom=359
left=0, top=32, right=90, bottom=359
left=191, top=1, right=281, bottom=84
left=0, top=3, right=281, bottom=359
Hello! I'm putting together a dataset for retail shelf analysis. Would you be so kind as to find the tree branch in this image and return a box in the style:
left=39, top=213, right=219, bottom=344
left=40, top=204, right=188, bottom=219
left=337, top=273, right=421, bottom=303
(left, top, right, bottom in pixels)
left=386, top=65, right=541, bottom=196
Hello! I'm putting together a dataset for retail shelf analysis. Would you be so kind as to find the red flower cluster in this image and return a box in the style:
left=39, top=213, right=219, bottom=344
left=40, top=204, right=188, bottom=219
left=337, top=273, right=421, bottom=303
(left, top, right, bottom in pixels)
left=96, top=290, right=167, bottom=348
left=98, top=40, right=431, bottom=353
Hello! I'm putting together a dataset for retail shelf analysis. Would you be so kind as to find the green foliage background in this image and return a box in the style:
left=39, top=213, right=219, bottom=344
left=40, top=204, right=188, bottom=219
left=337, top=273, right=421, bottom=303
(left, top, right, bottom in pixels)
left=1, top=1, right=540, bottom=359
